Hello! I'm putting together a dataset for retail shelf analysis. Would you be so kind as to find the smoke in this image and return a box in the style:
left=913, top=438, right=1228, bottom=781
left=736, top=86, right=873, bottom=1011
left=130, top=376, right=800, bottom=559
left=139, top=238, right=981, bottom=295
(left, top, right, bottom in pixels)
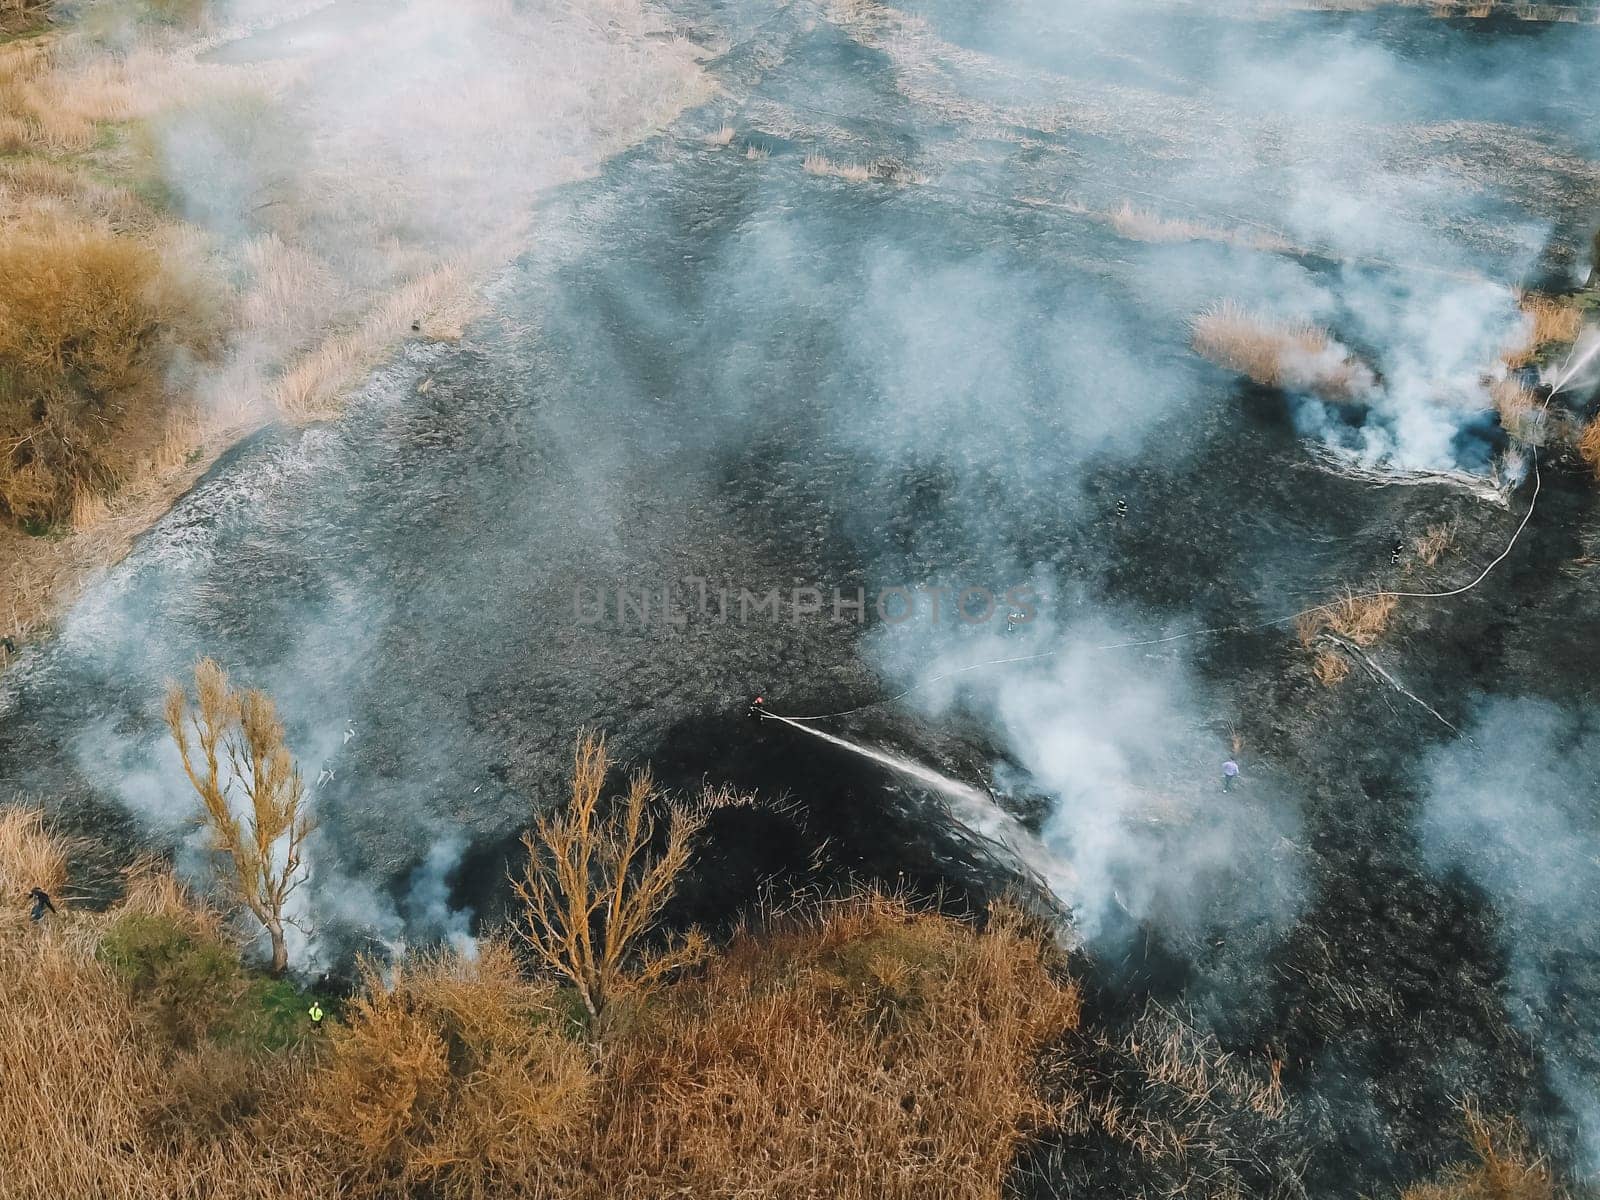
left=121, top=0, right=710, bottom=416
left=1420, top=697, right=1600, bottom=1175
left=874, top=604, right=1304, bottom=952
left=867, top=0, right=1592, bottom=474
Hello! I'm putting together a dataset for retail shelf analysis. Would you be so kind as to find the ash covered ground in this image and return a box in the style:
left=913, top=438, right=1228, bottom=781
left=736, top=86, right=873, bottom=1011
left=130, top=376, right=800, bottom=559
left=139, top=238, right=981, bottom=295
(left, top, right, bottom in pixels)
left=5, top=0, right=1600, bottom=1194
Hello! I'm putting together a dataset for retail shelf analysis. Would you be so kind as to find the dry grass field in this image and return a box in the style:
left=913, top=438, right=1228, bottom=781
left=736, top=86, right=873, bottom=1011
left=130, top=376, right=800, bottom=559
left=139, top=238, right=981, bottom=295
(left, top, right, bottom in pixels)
left=0, top=0, right=708, bottom=669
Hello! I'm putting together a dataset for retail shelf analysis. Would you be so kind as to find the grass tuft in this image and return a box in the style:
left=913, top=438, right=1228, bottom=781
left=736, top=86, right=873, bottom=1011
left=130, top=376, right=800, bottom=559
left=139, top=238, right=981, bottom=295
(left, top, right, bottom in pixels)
left=1502, top=292, right=1583, bottom=370
left=1191, top=300, right=1375, bottom=400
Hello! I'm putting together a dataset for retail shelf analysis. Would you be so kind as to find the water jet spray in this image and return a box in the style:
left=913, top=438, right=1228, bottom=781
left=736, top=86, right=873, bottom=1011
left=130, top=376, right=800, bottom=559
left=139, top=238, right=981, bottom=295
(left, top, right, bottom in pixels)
left=751, top=702, right=1076, bottom=918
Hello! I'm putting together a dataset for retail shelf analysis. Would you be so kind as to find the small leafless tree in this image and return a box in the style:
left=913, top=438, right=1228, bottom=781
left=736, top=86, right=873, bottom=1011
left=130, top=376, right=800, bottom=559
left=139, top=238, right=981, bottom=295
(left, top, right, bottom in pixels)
left=164, top=657, right=313, bottom=976
left=512, top=731, right=707, bottom=1033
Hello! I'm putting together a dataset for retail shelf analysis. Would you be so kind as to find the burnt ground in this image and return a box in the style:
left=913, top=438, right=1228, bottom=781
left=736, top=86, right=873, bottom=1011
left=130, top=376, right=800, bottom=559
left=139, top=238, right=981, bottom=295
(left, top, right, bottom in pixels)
left=5, top=1, right=1600, bottom=1195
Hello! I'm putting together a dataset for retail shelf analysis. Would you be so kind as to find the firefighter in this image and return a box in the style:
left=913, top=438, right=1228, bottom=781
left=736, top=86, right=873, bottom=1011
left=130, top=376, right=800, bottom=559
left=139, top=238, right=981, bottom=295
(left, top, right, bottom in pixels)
left=28, top=887, right=55, bottom=922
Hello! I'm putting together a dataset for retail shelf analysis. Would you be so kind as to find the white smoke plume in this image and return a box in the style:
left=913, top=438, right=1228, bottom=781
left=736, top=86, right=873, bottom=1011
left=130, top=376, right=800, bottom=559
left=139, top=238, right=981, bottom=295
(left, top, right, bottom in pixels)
left=1421, top=697, right=1600, bottom=1175
left=876, top=606, right=1304, bottom=950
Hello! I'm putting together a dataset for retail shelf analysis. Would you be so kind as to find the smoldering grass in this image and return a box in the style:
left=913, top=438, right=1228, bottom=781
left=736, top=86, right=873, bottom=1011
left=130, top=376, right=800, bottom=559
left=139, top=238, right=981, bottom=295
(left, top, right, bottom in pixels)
left=1577, top=414, right=1600, bottom=480
left=1413, top=523, right=1457, bottom=567
left=1109, top=202, right=1293, bottom=253
left=1190, top=300, right=1376, bottom=401
left=1502, top=292, right=1584, bottom=370
left=1296, top=589, right=1398, bottom=687
left=1490, top=378, right=1546, bottom=446
left=804, top=152, right=926, bottom=185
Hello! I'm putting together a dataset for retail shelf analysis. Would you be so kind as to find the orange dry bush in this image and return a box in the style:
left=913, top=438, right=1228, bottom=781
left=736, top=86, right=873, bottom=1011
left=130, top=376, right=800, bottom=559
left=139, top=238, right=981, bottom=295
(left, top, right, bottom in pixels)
left=589, top=894, right=1080, bottom=1200
left=1191, top=300, right=1374, bottom=400
left=1578, top=414, right=1600, bottom=479
left=1296, top=588, right=1397, bottom=687
left=1311, top=646, right=1352, bottom=687
left=1400, top=1104, right=1557, bottom=1200
left=1491, top=378, right=1545, bottom=444
left=0, top=215, right=211, bottom=526
left=1297, top=588, right=1398, bottom=649
left=303, top=940, right=593, bottom=1199
left=512, top=731, right=707, bottom=1033
left=1502, top=293, right=1584, bottom=369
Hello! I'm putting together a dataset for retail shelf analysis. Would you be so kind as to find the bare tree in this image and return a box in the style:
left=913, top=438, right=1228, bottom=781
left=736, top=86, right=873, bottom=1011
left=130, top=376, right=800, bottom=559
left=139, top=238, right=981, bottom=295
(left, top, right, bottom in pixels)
left=164, top=657, right=313, bottom=976
left=511, top=731, right=707, bottom=1033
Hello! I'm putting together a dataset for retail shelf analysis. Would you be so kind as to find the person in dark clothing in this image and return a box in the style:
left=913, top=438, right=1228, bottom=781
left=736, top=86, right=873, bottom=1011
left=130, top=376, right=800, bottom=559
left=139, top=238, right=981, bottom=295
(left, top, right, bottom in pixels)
left=29, top=888, right=55, bottom=922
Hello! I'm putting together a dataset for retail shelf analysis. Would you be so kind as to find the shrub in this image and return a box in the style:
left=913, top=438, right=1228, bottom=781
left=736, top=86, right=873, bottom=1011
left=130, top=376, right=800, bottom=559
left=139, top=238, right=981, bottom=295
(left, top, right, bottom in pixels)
left=512, top=731, right=707, bottom=1034
left=302, top=940, right=594, bottom=1198
left=0, top=216, right=210, bottom=525
left=97, top=911, right=244, bottom=1046
left=164, top=657, right=315, bottom=976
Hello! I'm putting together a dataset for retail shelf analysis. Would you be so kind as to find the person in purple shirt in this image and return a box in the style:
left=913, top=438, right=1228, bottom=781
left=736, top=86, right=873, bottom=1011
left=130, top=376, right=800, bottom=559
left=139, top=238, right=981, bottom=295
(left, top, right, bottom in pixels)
left=1222, top=760, right=1240, bottom=792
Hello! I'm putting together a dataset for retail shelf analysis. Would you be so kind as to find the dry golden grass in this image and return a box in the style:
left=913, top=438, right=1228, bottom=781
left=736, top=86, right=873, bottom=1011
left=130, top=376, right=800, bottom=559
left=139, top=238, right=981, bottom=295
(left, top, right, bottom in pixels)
left=1109, top=202, right=1293, bottom=253
left=1413, top=522, right=1456, bottom=566
left=1296, top=588, right=1398, bottom=686
left=704, top=123, right=735, bottom=146
left=805, top=152, right=875, bottom=183
left=0, top=805, right=68, bottom=899
left=1401, top=1105, right=1558, bottom=1200
left=1297, top=588, right=1398, bottom=648
left=589, top=893, right=1080, bottom=1200
left=1191, top=300, right=1375, bottom=400
left=1491, top=377, right=1546, bottom=445
left=1577, top=413, right=1600, bottom=479
left=273, top=263, right=469, bottom=422
left=1502, top=292, right=1584, bottom=369
left=0, top=813, right=314, bottom=1200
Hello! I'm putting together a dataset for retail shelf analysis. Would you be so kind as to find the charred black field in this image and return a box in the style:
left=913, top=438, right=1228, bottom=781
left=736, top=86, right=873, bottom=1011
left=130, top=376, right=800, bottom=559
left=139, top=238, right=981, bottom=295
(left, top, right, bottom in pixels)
left=4, top=0, right=1600, bottom=1195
